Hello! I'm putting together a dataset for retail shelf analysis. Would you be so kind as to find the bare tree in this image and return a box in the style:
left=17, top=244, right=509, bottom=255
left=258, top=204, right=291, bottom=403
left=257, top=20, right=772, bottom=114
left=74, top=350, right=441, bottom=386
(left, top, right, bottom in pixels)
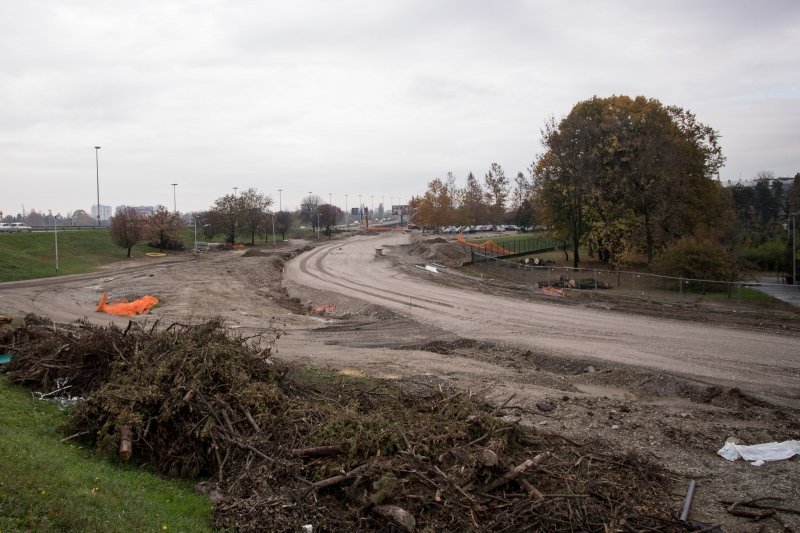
left=238, top=188, right=273, bottom=245
left=110, top=207, right=144, bottom=257
left=300, top=194, right=322, bottom=229
left=146, top=206, right=186, bottom=252
left=484, top=163, right=509, bottom=225
left=275, top=211, right=292, bottom=240
left=210, top=194, right=242, bottom=243
left=318, top=204, right=342, bottom=238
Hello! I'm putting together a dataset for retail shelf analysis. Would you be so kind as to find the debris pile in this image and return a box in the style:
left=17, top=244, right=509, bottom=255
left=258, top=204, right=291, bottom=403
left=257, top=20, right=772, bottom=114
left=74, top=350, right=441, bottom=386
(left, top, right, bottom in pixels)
left=1, top=317, right=687, bottom=531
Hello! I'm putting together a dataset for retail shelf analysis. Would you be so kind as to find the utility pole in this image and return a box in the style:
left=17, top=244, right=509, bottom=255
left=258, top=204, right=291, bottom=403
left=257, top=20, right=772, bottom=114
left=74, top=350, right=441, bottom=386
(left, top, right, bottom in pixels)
left=94, top=146, right=101, bottom=226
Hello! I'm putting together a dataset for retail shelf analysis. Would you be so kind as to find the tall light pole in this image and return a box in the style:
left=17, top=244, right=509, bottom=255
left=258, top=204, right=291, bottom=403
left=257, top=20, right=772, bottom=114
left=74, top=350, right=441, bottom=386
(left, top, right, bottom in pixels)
left=345, top=194, right=349, bottom=234
left=792, top=211, right=798, bottom=287
left=271, top=210, right=276, bottom=247
left=94, top=146, right=101, bottom=226
left=278, top=189, right=282, bottom=212
left=309, top=191, right=314, bottom=238
left=50, top=210, right=59, bottom=273
left=171, top=183, right=178, bottom=213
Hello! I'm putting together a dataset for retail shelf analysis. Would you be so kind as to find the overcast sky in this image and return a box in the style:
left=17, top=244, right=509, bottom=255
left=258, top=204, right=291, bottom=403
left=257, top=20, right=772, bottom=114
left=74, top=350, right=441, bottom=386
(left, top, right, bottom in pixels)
left=1, top=0, right=798, bottom=218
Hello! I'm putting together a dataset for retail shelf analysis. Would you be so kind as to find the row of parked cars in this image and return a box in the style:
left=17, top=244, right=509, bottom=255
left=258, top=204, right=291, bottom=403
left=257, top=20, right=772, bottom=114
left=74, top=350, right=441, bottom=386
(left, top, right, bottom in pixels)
left=0, top=222, right=33, bottom=233
left=440, top=224, right=521, bottom=234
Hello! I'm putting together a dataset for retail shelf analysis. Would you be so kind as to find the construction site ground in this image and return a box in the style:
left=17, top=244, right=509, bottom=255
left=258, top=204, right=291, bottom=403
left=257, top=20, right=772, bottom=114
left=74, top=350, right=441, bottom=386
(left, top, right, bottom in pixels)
left=1, top=232, right=798, bottom=531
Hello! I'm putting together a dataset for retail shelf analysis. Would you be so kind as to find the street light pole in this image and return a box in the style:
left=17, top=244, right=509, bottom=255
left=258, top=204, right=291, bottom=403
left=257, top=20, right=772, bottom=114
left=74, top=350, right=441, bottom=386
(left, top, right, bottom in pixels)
left=345, top=194, right=348, bottom=234
left=792, top=211, right=798, bottom=287
left=271, top=211, right=276, bottom=247
left=94, top=146, right=101, bottom=226
left=278, top=189, right=282, bottom=212
left=171, top=183, right=178, bottom=213
left=50, top=210, right=59, bottom=273
left=309, top=192, right=314, bottom=238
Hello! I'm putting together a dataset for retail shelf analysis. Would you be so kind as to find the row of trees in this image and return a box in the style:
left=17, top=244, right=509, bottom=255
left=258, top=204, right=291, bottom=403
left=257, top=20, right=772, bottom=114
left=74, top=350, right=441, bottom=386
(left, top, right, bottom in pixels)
left=410, top=95, right=799, bottom=278
left=730, top=171, right=800, bottom=239
left=409, top=166, right=536, bottom=231
left=109, top=188, right=355, bottom=256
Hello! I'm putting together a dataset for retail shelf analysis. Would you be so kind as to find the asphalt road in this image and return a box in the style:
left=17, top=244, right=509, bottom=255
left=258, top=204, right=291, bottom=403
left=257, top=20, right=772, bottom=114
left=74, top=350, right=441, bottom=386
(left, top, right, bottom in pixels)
left=285, top=233, right=800, bottom=407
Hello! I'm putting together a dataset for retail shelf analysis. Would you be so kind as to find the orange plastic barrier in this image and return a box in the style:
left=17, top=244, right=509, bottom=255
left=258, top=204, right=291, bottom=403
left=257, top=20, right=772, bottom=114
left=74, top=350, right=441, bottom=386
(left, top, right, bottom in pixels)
left=539, top=286, right=565, bottom=297
left=456, top=233, right=512, bottom=255
left=96, top=293, right=159, bottom=317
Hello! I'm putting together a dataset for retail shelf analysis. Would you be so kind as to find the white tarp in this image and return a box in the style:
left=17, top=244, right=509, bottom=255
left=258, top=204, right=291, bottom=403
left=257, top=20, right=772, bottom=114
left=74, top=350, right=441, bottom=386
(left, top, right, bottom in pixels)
left=717, top=440, right=800, bottom=466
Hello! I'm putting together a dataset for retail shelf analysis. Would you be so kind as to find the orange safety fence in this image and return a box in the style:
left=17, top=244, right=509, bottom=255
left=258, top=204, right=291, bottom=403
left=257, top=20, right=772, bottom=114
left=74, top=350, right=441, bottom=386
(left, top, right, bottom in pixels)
left=96, top=293, right=159, bottom=317
left=456, top=232, right=512, bottom=255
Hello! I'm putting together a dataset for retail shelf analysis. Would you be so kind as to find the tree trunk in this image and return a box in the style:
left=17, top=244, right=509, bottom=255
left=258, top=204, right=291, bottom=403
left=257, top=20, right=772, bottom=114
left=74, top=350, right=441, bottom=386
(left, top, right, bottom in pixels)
left=127, top=246, right=132, bottom=258
left=644, top=212, right=654, bottom=267
left=572, top=238, right=580, bottom=269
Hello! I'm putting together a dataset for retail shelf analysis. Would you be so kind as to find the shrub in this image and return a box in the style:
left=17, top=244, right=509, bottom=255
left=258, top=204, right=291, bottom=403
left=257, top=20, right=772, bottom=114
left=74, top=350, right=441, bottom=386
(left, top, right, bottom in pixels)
left=653, top=237, right=736, bottom=282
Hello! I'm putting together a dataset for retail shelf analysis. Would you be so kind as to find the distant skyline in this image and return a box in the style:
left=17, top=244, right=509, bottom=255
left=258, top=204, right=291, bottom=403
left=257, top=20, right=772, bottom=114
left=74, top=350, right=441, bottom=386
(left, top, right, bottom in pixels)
left=1, top=1, right=798, bottom=218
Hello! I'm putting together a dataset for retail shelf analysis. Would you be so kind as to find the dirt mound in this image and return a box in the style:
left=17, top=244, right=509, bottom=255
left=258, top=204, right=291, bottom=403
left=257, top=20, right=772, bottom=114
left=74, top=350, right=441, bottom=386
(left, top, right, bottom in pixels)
left=407, top=236, right=471, bottom=267
left=241, top=249, right=270, bottom=257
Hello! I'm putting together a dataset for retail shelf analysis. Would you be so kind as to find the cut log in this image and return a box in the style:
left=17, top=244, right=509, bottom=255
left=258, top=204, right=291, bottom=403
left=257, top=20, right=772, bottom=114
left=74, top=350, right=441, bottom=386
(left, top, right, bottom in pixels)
left=312, top=463, right=369, bottom=491
left=482, top=452, right=548, bottom=493
left=372, top=504, right=416, bottom=532
left=292, top=445, right=345, bottom=458
left=119, top=425, right=132, bottom=461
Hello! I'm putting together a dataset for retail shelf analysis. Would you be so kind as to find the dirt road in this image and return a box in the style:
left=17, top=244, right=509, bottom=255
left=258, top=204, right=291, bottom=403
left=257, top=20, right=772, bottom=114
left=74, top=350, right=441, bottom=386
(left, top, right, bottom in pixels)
left=2, top=236, right=799, bottom=528
left=285, top=233, right=800, bottom=407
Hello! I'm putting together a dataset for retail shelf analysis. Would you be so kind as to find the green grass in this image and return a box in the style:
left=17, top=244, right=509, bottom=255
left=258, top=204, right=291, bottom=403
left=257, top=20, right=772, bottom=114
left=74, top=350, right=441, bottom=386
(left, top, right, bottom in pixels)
left=0, top=230, right=162, bottom=282
left=701, top=286, right=777, bottom=303
left=0, top=377, right=214, bottom=532
left=466, top=233, right=562, bottom=255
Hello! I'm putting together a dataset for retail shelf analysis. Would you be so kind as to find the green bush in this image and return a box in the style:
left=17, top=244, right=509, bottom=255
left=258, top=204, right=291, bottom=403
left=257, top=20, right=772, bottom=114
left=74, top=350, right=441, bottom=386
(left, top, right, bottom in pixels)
left=653, top=237, right=735, bottom=282
left=737, top=239, right=786, bottom=271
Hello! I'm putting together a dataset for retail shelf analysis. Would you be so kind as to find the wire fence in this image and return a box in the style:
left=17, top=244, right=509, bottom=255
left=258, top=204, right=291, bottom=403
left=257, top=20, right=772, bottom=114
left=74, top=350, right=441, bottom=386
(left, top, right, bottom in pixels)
left=470, top=249, right=795, bottom=305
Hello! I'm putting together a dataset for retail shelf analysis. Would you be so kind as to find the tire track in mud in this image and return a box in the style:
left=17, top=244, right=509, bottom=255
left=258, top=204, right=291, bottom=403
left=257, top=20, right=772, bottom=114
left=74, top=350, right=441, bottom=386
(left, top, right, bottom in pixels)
left=296, top=237, right=453, bottom=310
left=286, top=233, right=800, bottom=406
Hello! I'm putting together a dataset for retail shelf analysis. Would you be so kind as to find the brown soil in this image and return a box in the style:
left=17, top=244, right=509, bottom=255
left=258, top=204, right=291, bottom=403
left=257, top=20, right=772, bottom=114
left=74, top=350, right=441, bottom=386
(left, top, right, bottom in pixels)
left=1, top=233, right=799, bottom=530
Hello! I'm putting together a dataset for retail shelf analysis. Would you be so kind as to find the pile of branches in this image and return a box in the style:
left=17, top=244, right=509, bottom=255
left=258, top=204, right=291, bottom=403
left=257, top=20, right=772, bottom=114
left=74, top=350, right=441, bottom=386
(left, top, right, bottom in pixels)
left=1, top=317, right=688, bottom=531
left=212, top=382, right=685, bottom=531
left=1, top=316, right=281, bottom=477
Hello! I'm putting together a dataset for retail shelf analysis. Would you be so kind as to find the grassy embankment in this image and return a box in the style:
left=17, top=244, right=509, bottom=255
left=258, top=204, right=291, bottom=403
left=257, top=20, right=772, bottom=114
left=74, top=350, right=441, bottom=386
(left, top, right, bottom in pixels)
left=0, top=227, right=315, bottom=283
left=0, top=230, right=156, bottom=282
left=0, top=377, right=213, bottom=531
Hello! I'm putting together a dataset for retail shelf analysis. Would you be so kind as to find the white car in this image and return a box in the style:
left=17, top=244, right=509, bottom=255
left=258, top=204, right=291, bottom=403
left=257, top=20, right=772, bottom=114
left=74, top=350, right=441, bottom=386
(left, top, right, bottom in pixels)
left=0, top=223, right=10, bottom=232
left=8, top=222, right=32, bottom=233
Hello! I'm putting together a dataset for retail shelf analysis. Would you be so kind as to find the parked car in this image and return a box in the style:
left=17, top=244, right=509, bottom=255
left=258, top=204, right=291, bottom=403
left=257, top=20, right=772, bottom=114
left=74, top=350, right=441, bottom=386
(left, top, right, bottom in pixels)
left=0, top=223, right=11, bottom=232
left=8, top=222, right=32, bottom=233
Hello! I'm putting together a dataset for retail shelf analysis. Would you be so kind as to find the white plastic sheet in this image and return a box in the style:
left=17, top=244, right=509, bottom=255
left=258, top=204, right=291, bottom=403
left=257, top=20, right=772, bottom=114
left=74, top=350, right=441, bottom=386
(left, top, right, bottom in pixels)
left=717, top=440, right=800, bottom=466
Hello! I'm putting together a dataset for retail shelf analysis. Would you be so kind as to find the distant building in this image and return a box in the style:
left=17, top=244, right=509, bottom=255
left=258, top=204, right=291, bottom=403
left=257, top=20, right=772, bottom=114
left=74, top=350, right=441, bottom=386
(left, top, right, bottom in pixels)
left=91, top=204, right=112, bottom=221
left=116, top=205, right=155, bottom=217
